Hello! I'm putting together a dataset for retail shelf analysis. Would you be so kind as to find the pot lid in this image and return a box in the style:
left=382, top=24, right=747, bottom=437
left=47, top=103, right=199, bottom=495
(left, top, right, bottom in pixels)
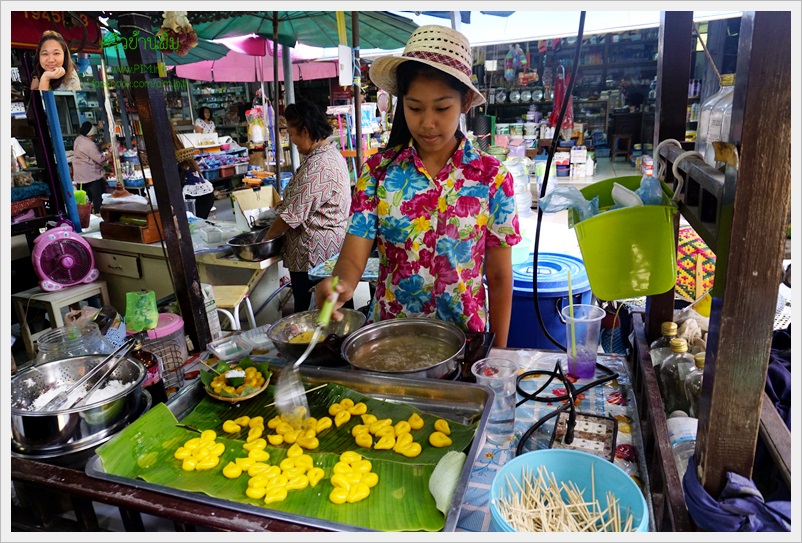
left=512, top=252, right=590, bottom=295
left=126, top=313, right=184, bottom=339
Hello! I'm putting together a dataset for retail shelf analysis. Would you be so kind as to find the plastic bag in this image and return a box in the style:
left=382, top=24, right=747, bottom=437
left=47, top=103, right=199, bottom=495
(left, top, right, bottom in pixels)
left=635, top=175, right=664, bottom=205
left=125, top=290, right=159, bottom=332
left=539, top=186, right=599, bottom=222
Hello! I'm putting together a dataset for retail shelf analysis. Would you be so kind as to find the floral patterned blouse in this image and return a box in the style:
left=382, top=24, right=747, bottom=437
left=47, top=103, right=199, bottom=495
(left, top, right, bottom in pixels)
left=348, top=134, right=521, bottom=333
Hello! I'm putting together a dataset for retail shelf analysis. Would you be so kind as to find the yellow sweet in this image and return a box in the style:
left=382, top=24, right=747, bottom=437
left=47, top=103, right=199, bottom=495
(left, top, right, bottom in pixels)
left=248, top=449, right=270, bottom=462
left=294, top=454, right=314, bottom=471
left=351, top=424, right=369, bottom=437
left=211, top=442, right=226, bottom=457
left=267, top=434, right=284, bottom=446
left=307, top=467, right=325, bottom=487
left=352, top=459, right=372, bottom=473
left=330, top=474, right=351, bottom=490
left=348, top=402, right=367, bottom=415
left=408, top=412, right=424, bottom=430
left=347, top=482, right=371, bottom=503
left=369, top=419, right=392, bottom=434
left=393, top=432, right=414, bottom=452
left=264, top=486, right=288, bottom=504
left=329, top=488, right=348, bottom=505
left=334, top=410, right=351, bottom=428
left=267, top=416, right=281, bottom=429
left=282, top=429, right=301, bottom=444
left=374, top=426, right=395, bottom=438
left=196, top=455, right=219, bottom=470
left=328, top=403, right=345, bottom=416
left=297, top=436, right=319, bottom=450
left=374, top=434, right=396, bottom=450
left=249, top=416, right=264, bottom=429
left=332, top=461, right=352, bottom=474
left=275, top=422, right=295, bottom=435
left=394, top=421, right=411, bottom=436
left=247, top=462, right=271, bottom=476
left=222, top=420, right=242, bottom=434
left=181, top=457, right=197, bottom=471
left=396, top=442, right=422, bottom=458
left=286, top=474, right=309, bottom=491
left=200, top=429, right=217, bottom=442
left=222, top=461, right=243, bottom=479
left=315, top=417, right=333, bottom=433
left=183, top=437, right=201, bottom=450
left=340, top=451, right=362, bottom=464
left=428, top=431, right=453, bottom=448
left=279, top=458, right=297, bottom=472
left=248, top=473, right=271, bottom=489
left=173, top=447, right=192, bottom=460
left=242, top=438, right=267, bottom=451
left=245, top=486, right=266, bottom=499
left=340, top=398, right=355, bottom=409
left=234, top=415, right=251, bottom=427
left=361, top=413, right=378, bottom=425
left=235, top=457, right=254, bottom=470
left=362, top=471, right=379, bottom=488
left=286, top=443, right=304, bottom=458
left=246, top=427, right=264, bottom=442
left=355, top=432, right=373, bottom=449
left=434, top=419, right=452, bottom=435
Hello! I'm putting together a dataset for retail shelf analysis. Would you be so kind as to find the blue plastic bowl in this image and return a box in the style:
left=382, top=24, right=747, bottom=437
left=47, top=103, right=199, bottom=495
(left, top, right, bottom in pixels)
left=490, top=449, right=649, bottom=532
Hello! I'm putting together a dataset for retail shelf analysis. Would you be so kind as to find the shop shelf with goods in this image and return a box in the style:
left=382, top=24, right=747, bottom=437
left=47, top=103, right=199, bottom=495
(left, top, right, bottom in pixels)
left=326, top=103, right=381, bottom=183
left=191, top=81, right=250, bottom=128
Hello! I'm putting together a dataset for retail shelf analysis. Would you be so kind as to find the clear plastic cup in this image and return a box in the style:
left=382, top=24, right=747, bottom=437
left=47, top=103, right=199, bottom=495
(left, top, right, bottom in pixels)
left=561, top=304, right=606, bottom=379
left=471, top=358, right=518, bottom=446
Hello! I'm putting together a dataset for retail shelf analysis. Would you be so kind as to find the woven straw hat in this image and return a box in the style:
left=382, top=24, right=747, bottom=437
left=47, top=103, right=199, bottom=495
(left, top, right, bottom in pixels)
left=175, top=147, right=197, bottom=162
left=369, top=25, right=485, bottom=108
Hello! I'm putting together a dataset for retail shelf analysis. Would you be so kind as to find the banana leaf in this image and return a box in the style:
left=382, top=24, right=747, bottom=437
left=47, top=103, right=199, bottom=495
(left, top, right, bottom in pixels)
left=96, top=383, right=478, bottom=531
left=198, top=357, right=271, bottom=399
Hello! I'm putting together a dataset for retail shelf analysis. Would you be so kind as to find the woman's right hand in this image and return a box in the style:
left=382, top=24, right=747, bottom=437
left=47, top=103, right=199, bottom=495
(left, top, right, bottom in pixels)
left=315, top=276, right=353, bottom=321
left=40, top=66, right=65, bottom=82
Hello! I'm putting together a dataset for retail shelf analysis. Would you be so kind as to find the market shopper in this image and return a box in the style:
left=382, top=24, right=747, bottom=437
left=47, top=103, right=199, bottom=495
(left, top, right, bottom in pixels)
left=72, top=122, right=109, bottom=214
left=194, top=107, right=215, bottom=134
left=262, top=99, right=351, bottom=313
left=175, top=147, right=215, bottom=219
left=30, top=30, right=81, bottom=91
left=314, top=25, right=521, bottom=348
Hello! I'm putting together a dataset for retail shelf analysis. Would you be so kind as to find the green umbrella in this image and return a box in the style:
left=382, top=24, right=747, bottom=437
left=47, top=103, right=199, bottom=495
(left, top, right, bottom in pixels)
left=192, top=11, right=417, bottom=49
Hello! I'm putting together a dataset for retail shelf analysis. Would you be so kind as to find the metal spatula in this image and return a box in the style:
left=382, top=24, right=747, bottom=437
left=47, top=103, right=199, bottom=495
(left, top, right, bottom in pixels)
left=274, top=277, right=339, bottom=425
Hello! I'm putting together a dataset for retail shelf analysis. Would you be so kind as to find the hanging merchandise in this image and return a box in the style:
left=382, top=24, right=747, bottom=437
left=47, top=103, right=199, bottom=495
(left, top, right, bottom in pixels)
left=504, top=45, right=516, bottom=81
left=246, top=107, right=266, bottom=146
left=548, top=66, right=574, bottom=139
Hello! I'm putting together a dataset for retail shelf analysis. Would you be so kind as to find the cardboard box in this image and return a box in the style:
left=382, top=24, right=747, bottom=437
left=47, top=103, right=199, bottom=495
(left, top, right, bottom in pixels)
left=231, top=185, right=281, bottom=232
left=201, top=283, right=223, bottom=340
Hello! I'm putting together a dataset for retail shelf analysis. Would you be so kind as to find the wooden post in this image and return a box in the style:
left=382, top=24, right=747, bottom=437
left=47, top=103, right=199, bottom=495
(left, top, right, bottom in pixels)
left=645, top=11, right=694, bottom=341
left=273, top=12, right=281, bottom=175
left=695, top=11, right=791, bottom=494
left=116, top=13, right=210, bottom=350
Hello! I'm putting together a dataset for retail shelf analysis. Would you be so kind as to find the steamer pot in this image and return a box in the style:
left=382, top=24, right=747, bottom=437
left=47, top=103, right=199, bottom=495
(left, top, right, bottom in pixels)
left=10, top=355, right=145, bottom=453
left=341, top=318, right=465, bottom=379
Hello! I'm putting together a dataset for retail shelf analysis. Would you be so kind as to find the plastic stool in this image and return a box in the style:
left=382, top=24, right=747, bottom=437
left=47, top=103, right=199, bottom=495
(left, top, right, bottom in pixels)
left=11, top=281, right=110, bottom=360
left=611, top=134, right=632, bottom=162
left=212, top=285, right=256, bottom=331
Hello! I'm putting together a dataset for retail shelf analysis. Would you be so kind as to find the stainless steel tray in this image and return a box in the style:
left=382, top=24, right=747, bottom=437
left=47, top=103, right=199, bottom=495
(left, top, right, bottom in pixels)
left=85, top=366, right=493, bottom=532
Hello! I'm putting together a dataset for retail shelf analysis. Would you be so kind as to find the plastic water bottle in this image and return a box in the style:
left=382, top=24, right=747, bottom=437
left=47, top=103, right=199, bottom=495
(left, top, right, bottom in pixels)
left=667, top=416, right=698, bottom=481
left=659, top=338, right=695, bottom=415
left=695, top=74, right=735, bottom=160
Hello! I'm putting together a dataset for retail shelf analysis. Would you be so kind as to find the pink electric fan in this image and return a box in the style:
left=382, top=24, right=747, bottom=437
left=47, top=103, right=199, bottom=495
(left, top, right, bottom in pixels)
left=31, top=225, right=99, bottom=291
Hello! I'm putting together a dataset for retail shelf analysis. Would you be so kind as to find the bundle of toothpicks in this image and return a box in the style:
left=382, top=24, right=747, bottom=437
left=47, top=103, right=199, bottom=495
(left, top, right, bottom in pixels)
left=496, top=464, right=635, bottom=532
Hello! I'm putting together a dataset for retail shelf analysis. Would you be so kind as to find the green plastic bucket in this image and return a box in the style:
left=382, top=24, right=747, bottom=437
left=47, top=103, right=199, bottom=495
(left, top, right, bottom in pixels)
left=568, top=175, right=677, bottom=301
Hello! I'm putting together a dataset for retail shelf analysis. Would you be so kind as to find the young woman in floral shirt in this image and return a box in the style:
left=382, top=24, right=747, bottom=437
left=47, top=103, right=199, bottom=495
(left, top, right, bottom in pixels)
left=315, top=26, right=521, bottom=347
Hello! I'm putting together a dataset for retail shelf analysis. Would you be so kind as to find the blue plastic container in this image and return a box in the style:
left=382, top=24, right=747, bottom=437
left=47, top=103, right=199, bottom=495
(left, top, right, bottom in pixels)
left=490, top=449, right=649, bottom=532
left=279, top=172, right=293, bottom=194
left=508, top=252, right=592, bottom=349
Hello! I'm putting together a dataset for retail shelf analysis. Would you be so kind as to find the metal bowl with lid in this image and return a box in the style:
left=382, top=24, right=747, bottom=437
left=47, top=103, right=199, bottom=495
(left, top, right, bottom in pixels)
left=341, top=318, right=466, bottom=379
left=11, top=354, right=145, bottom=454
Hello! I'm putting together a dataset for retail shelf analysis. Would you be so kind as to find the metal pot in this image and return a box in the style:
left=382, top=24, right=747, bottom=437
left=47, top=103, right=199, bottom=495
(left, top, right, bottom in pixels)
left=227, top=230, right=285, bottom=261
left=268, top=309, right=367, bottom=367
left=341, top=318, right=466, bottom=379
left=10, top=354, right=145, bottom=453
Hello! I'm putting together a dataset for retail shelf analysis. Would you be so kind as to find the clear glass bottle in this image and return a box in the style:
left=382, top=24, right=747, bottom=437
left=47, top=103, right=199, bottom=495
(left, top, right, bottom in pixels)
left=667, top=416, right=698, bottom=481
left=35, top=323, right=115, bottom=366
left=684, top=351, right=706, bottom=418
left=649, top=321, right=678, bottom=368
left=695, top=74, right=735, bottom=160
left=659, top=338, right=695, bottom=415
